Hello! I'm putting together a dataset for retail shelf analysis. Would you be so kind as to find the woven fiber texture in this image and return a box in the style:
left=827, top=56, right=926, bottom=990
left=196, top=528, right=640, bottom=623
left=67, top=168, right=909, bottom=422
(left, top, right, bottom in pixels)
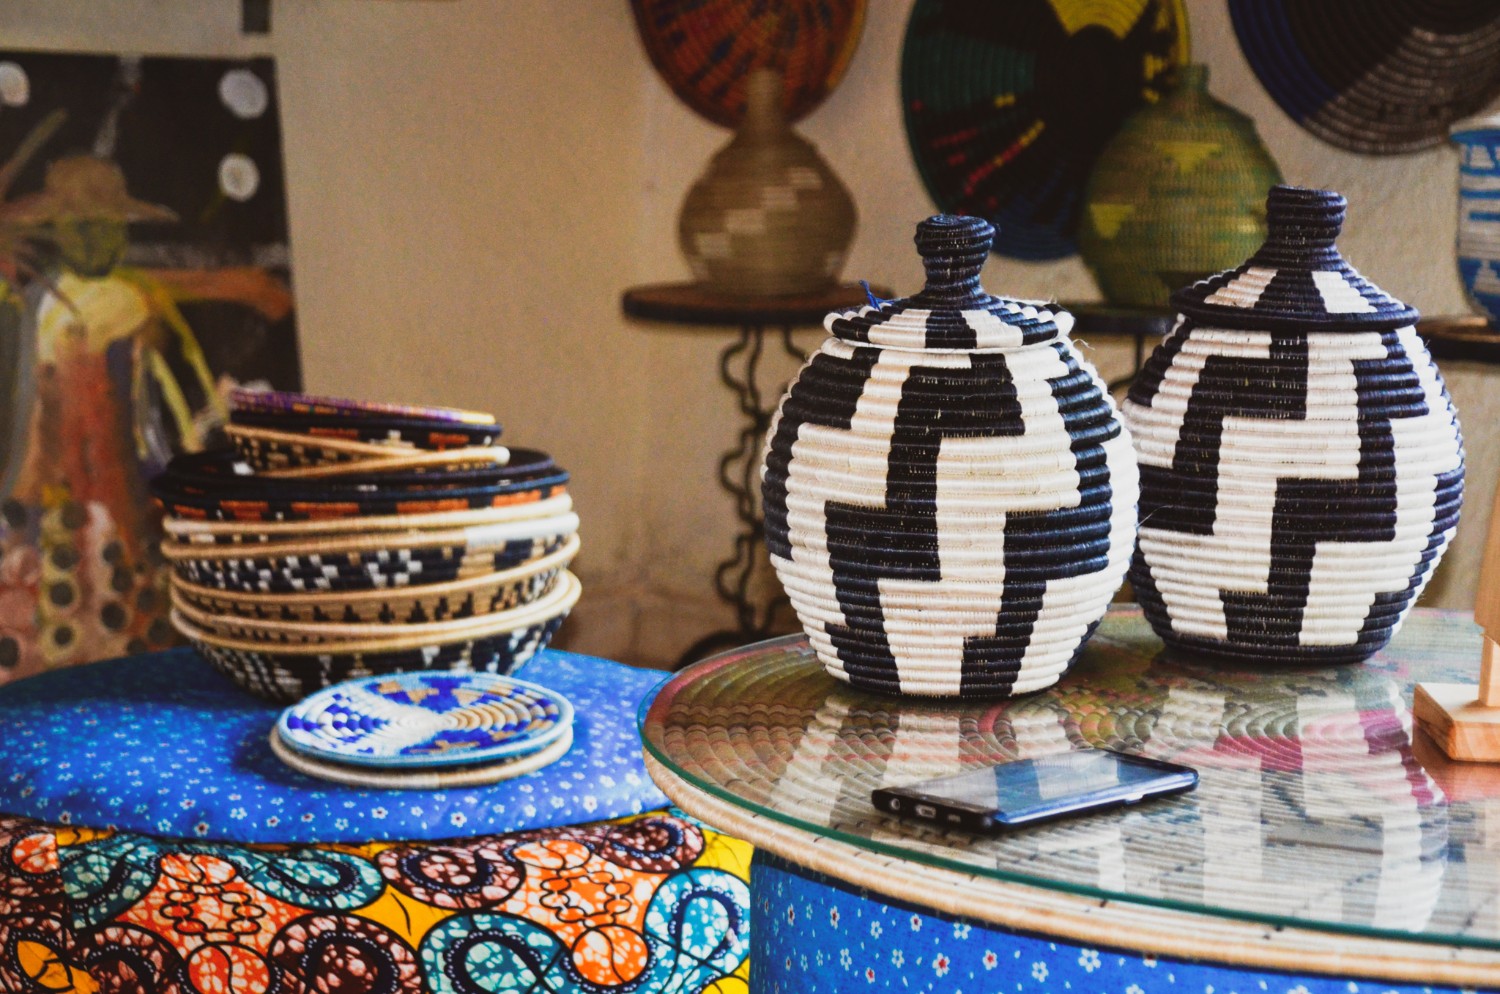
left=630, top=0, right=866, bottom=128
left=1079, top=64, right=1283, bottom=309
left=1122, top=186, right=1465, bottom=663
left=1452, top=115, right=1500, bottom=323
left=157, top=392, right=580, bottom=703
left=170, top=533, right=578, bottom=624
left=761, top=214, right=1137, bottom=698
left=679, top=67, right=857, bottom=296
left=176, top=572, right=581, bottom=703
left=276, top=671, right=572, bottom=769
left=901, top=0, right=1188, bottom=261
left=1229, top=0, right=1500, bottom=155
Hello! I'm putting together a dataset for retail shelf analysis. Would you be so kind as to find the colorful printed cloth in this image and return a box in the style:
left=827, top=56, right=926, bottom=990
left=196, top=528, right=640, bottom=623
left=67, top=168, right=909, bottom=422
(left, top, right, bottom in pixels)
left=0, top=809, right=751, bottom=993
left=0, top=647, right=671, bottom=843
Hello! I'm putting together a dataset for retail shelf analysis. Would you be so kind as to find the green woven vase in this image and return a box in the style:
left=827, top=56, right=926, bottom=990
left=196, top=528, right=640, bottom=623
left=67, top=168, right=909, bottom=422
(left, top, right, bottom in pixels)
left=1079, top=64, right=1282, bottom=309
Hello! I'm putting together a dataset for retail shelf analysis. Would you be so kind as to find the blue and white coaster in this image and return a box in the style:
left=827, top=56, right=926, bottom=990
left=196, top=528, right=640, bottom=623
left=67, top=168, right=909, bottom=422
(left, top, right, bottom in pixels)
left=276, top=671, right=574, bottom=769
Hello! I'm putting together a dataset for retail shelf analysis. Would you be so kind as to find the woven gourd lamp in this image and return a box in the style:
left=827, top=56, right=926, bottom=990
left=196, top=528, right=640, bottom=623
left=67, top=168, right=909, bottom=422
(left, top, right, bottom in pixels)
left=630, top=0, right=867, bottom=296
left=679, top=68, right=857, bottom=296
left=1122, top=185, right=1465, bottom=664
left=1079, top=64, right=1282, bottom=310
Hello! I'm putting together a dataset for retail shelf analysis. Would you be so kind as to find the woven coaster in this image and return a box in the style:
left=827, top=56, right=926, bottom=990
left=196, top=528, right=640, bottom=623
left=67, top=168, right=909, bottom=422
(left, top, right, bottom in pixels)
left=277, top=671, right=574, bottom=769
left=267, top=722, right=572, bottom=788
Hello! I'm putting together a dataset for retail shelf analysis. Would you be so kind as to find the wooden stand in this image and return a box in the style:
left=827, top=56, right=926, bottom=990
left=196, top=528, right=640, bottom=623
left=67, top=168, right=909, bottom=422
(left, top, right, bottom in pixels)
left=1414, top=468, right=1500, bottom=760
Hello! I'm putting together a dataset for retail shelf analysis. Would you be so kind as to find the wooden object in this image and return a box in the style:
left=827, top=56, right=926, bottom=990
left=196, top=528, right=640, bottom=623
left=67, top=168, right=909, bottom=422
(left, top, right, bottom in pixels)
left=1414, top=465, right=1500, bottom=760
left=622, top=281, right=880, bottom=326
left=1417, top=314, right=1500, bottom=363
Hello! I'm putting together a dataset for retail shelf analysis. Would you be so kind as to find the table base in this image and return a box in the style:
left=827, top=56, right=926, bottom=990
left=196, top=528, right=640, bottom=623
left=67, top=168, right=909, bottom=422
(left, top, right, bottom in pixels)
left=753, top=851, right=1483, bottom=994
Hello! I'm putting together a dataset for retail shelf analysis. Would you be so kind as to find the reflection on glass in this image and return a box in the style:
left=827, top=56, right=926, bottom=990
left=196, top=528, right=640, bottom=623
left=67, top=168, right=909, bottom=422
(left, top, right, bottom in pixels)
left=645, top=614, right=1478, bottom=945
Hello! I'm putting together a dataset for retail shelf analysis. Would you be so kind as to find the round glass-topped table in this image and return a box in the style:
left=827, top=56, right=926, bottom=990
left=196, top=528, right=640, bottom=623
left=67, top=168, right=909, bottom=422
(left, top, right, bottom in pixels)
left=641, top=608, right=1500, bottom=991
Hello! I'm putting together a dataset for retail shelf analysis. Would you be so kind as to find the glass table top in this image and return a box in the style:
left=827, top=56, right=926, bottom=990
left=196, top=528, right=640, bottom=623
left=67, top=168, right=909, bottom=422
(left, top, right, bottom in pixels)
left=641, top=608, right=1500, bottom=950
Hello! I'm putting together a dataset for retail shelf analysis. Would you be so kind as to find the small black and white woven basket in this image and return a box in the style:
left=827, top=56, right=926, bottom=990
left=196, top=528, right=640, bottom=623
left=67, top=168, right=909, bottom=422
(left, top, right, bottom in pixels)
left=761, top=214, right=1138, bottom=698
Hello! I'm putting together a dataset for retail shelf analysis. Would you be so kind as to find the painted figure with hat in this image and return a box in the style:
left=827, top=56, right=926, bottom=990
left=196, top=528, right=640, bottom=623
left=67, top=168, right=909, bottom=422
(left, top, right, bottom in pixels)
left=0, top=151, right=288, bottom=677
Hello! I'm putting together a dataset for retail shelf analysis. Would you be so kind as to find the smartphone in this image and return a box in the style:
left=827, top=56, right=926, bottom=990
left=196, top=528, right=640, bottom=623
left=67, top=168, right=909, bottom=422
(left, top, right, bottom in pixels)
left=871, top=748, right=1197, bottom=833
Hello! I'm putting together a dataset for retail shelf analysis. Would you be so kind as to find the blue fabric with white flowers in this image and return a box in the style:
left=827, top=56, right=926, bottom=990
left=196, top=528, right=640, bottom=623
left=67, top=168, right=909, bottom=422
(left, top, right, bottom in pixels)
left=0, top=646, right=669, bottom=843
left=753, top=852, right=1472, bottom=994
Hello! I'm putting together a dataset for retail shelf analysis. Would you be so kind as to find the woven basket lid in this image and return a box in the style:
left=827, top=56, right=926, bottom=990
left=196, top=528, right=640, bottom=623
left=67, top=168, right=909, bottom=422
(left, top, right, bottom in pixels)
left=1228, top=0, right=1500, bottom=156
left=1169, top=185, right=1418, bottom=332
left=826, top=214, right=1070, bottom=350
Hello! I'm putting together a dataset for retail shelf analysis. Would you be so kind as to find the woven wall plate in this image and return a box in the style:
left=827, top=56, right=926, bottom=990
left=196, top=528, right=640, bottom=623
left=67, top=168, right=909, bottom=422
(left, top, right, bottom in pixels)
left=1229, top=0, right=1500, bottom=155
left=156, top=447, right=553, bottom=495
left=630, top=0, right=867, bottom=128
left=163, top=496, right=574, bottom=543
left=276, top=671, right=574, bottom=769
left=267, top=722, right=573, bottom=788
left=151, top=450, right=568, bottom=524
left=901, top=0, right=1188, bottom=260
left=169, top=565, right=576, bottom=645
left=226, top=424, right=509, bottom=476
left=257, top=448, right=513, bottom=481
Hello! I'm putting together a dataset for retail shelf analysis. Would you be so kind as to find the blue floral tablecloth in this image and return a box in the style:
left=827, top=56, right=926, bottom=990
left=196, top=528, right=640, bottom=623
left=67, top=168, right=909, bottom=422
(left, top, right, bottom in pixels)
left=0, top=646, right=671, bottom=843
left=754, top=852, right=1474, bottom=994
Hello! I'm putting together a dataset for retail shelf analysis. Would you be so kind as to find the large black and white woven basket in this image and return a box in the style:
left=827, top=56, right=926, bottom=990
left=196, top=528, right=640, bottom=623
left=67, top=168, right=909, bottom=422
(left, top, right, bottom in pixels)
left=1122, top=185, right=1465, bottom=663
left=761, top=215, right=1138, bottom=698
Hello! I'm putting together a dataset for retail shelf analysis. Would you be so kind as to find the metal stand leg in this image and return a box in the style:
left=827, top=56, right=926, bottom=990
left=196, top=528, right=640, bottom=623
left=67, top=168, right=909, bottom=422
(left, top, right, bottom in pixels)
left=677, top=323, right=803, bottom=667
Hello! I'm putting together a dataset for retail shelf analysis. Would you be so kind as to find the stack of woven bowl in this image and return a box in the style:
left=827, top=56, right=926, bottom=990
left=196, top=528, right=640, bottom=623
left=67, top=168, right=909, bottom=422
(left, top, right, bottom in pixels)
left=154, top=390, right=581, bottom=703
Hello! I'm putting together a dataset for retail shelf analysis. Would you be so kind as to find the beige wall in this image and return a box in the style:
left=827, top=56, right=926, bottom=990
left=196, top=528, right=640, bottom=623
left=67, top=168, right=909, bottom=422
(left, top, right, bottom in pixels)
left=3, top=0, right=1494, bottom=666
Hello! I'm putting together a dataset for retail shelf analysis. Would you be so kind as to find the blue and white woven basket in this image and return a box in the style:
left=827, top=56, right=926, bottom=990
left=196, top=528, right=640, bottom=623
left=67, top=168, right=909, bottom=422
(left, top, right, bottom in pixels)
left=1452, top=114, right=1500, bottom=323
left=761, top=215, right=1138, bottom=698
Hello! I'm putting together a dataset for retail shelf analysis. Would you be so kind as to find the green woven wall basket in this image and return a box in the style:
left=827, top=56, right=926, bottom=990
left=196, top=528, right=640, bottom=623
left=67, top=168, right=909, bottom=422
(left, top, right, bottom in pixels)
left=1079, top=64, right=1282, bottom=309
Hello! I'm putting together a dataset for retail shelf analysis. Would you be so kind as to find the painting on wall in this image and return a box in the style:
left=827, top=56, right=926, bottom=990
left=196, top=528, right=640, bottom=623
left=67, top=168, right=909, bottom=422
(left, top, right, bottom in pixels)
left=0, top=52, right=301, bottom=685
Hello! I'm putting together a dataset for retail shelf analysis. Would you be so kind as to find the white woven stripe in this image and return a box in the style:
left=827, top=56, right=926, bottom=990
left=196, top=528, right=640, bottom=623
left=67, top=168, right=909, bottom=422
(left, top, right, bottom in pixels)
left=1123, top=327, right=1271, bottom=470
left=878, top=346, right=1068, bottom=694
left=1203, top=266, right=1275, bottom=309
left=777, top=343, right=916, bottom=636
left=962, top=307, right=1026, bottom=349
left=1299, top=329, right=1461, bottom=645
left=1311, top=270, right=1375, bottom=313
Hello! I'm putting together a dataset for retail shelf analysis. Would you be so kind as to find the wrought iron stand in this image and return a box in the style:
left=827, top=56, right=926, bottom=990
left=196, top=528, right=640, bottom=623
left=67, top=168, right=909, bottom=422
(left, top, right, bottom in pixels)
left=623, top=282, right=884, bottom=666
